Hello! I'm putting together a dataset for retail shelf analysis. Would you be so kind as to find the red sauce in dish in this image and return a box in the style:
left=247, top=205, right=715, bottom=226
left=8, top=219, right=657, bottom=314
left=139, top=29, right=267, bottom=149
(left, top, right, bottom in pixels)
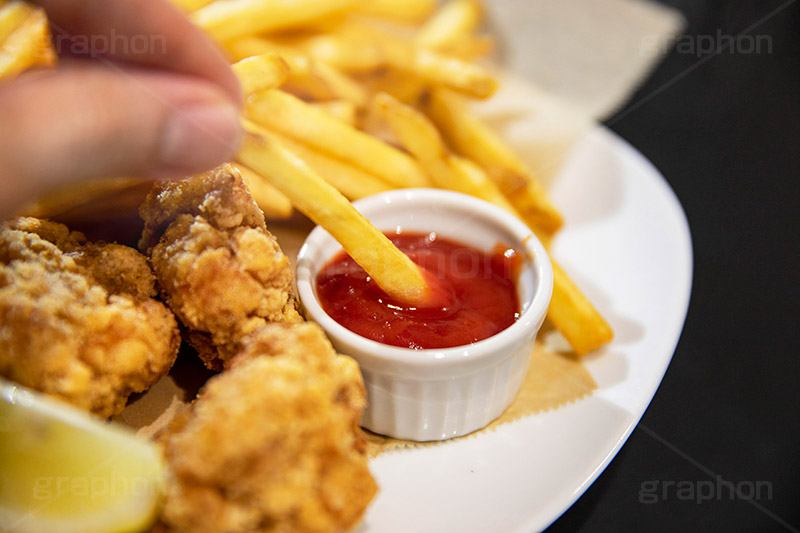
left=316, top=231, right=521, bottom=350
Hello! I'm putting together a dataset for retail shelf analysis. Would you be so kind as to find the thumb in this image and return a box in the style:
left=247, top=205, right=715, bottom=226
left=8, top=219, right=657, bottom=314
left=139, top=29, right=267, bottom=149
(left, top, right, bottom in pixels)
left=0, top=62, right=241, bottom=215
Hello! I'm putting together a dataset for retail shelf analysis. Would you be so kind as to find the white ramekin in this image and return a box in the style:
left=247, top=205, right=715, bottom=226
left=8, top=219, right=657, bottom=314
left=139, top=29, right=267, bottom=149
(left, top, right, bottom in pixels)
left=296, top=189, right=553, bottom=441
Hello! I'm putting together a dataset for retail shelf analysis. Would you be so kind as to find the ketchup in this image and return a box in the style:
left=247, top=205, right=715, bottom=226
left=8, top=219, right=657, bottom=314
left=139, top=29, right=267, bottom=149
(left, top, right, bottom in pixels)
left=316, top=232, right=521, bottom=350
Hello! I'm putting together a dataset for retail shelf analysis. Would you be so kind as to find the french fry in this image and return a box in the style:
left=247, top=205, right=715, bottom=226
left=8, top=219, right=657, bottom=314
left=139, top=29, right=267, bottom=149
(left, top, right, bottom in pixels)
left=354, top=0, right=436, bottom=24
left=0, top=5, right=55, bottom=80
left=414, top=0, right=494, bottom=60
left=548, top=260, right=614, bottom=356
left=303, top=30, right=384, bottom=72
left=304, top=25, right=497, bottom=99
left=448, top=157, right=519, bottom=216
left=267, top=130, right=392, bottom=200
left=236, top=121, right=433, bottom=305
left=295, top=12, right=350, bottom=33
left=374, top=92, right=520, bottom=213
left=406, top=46, right=496, bottom=99
left=374, top=93, right=468, bottom=189
left=422, top=88, right=563, bottom=235
left=227, top=35, right=291, bottom=63
left=245, top=89, right=430, bottom=188
left=192, top=0, right=359, bottom=43
left=437, top=35, right=494, bottom=61
left=416, top=0, right=483, bottom=50
left=454, top=164, right=611, bottom=356
left=231, top=53, right=289, bottom=95
left=355, top=67, right=428, bottom=105
left=169, top=0, right=214, bottom=13
left=309, top=100, right=358, bottom=126
left=227, top=37, right=333, bottom=100
left=343, top=24, right=497, bottom=99
left=307, top=58, right=368, bottom=105
left=0, top=1, right=32, bottom=45
left=228, top=37, right=367, bottom=104
left=234, top=164, right=294, bottom=219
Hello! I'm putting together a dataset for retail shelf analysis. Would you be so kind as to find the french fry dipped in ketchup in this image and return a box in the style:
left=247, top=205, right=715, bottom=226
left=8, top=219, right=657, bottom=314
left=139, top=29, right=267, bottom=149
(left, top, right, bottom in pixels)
left=237, top=122, right=449, bottom=308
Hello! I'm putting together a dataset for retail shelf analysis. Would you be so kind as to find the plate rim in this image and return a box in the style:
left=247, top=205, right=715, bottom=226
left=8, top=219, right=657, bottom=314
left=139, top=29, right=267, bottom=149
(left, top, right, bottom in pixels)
left=524, top=124, right=694, bottom=531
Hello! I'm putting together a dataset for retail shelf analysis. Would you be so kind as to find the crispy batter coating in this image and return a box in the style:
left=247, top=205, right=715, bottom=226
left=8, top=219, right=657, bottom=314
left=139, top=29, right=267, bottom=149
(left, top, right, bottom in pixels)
left=139, top=165, right=301, bottom=370
left=156, top=323, right=377, bottom=533
left=0, top=217, right=180, bottom=417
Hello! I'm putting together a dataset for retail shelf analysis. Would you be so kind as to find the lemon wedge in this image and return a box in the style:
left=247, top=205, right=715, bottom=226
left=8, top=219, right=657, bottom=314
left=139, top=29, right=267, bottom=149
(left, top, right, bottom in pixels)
left=0, top=379, right=164, bottom=533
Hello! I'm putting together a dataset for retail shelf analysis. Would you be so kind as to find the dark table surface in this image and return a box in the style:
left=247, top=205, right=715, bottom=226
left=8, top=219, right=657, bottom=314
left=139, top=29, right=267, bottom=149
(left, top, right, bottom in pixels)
left=547, top=1, right=799, bottom=531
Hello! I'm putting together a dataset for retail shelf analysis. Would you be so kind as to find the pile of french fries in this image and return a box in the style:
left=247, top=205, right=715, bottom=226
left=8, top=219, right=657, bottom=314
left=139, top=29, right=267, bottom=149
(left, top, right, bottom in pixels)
left=0, top=0, right=613, bottom=355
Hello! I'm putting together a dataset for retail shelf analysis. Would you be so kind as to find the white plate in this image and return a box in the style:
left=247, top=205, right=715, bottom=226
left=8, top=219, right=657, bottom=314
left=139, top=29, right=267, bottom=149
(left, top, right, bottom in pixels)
left=111, top=78, right=691, bottom=532
left=352, top=109, right=692, bottom=530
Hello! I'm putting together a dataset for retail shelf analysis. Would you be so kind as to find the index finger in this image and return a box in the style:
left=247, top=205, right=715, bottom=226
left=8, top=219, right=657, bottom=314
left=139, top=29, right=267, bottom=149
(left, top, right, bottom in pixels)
left=31, top=0, right=241, bottom=103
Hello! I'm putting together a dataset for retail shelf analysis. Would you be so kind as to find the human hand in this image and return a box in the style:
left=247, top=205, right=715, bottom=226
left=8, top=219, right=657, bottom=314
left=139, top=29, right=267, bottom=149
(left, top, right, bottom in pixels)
left=0, top=0, right=242, bottom=215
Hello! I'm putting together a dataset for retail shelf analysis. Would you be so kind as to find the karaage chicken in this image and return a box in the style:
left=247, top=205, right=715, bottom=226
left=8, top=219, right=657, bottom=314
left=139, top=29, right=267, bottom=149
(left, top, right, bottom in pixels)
left=155, top=322, right=377, bottom=533
left=0, top=217, right=180, bottom=417
left=139, top=165, right=301, bottom=370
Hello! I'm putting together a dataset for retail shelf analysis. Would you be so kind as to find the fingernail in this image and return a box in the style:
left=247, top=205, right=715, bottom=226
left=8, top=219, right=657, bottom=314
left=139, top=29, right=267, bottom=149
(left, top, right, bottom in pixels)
left=160, top=101, right=241, bottom=170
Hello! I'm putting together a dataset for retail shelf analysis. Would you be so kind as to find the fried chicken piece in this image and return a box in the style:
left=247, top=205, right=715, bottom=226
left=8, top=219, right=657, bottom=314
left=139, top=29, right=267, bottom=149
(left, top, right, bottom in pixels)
left=139, top=165, right=301, bottom=370
left=156, top=323, right=377, bottom=533
left=0, top=217, right=180, bottom=417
